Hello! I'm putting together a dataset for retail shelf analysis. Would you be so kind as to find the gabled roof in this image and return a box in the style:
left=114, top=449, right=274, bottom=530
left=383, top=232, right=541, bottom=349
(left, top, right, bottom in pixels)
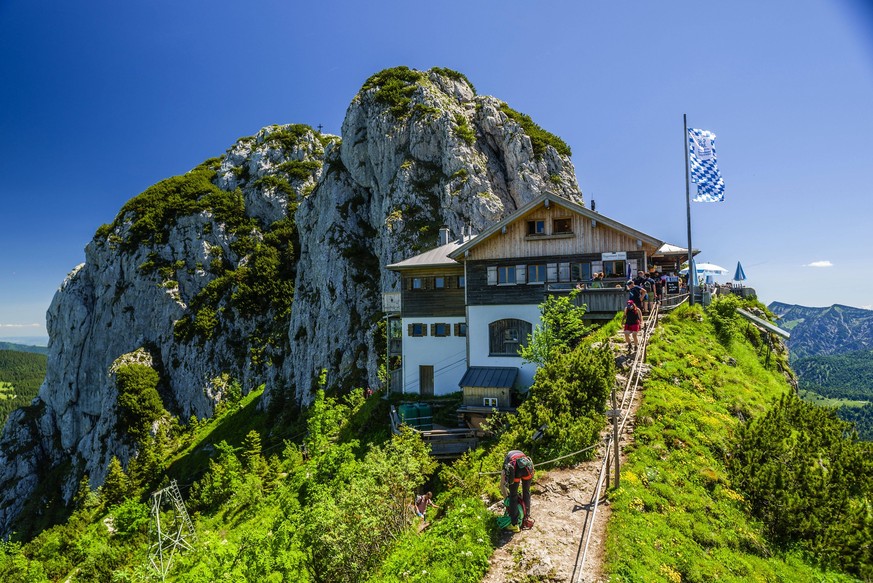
left=386, top=238, right=471, bottom=270
left=447, top=192, right=663, bottom=260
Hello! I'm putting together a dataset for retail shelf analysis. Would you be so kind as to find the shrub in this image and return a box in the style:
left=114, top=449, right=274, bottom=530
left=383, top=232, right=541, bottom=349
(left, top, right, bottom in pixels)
left=361, top=66, right=426, bottom=118
left=115, top=363, right=164, bottom=442
left=728, top=392, right=873, bottom=577
left=430, top=67, right=477, bottom=94
left=499, top=103, right=572, bottom=158
left=189, top=440, right=245, bottom=511
left=520, top=290, right=590, bottom=366
left=454, top=113, right=475, bottom=145
left=276, top=160, right=321, bottom=182
left=101, top=456, right=131, bottom=506
left=513, top=343, right=613, bottom=461
left=264, top=124, right=315, bottom=150
left=110, top=498, right=150, bottom=539
left=707, top=294, right=741, bottom=345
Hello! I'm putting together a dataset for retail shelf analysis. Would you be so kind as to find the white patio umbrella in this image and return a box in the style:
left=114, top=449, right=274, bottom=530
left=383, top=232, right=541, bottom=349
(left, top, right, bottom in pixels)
left=680, top=262, right=727, bottom=276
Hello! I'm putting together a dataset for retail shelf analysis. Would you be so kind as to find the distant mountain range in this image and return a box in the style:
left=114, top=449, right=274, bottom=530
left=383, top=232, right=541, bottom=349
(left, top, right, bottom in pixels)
left=0, top=341, right=48, bottom=355
left=769, top=302, right=873, bottom=439
left=768, top=302, right=873, bottom=360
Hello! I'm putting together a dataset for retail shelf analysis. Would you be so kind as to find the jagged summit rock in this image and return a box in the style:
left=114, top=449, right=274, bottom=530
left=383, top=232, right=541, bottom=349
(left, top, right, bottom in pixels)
left=0, top=66, right=582, bottom=536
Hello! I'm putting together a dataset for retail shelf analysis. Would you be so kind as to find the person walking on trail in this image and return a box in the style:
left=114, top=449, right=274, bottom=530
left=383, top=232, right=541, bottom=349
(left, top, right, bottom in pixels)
left=500, top=450, right=534, bottom=532
left=627, top=280, right=646, bottom=311
left=413, top=491, right=438, bottom=521
left=622, top=299, right=643, bottom=351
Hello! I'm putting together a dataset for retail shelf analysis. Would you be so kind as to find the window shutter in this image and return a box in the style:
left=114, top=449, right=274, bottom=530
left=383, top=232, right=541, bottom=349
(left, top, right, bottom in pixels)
left=454, top=323, right=459, bottom=336
left=487, top=266, right=497, bottom=285
left=547, top=263, right=558, bottom=282
left=408, top=323, right=413, bottom=336
left=430, top=323, right=436, bottom=336
left=559, top=262, right=570, bottom=282
left=516, top=265, right=526, bottom=284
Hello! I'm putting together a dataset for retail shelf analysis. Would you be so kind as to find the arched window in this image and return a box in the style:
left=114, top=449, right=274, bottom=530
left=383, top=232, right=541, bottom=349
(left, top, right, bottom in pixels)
left=489, top=319, right=532, bottom=356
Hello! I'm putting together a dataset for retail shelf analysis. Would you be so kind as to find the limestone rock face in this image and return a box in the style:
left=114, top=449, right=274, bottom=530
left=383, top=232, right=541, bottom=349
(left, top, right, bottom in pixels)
left=0, top=67, right=582, bottom=535
left=282, top=68, right=582, bottom=401
left=0, top=124, right=328, bottom=535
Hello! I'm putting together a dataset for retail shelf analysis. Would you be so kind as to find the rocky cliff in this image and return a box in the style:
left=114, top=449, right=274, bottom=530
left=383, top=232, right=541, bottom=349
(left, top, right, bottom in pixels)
left=0, top=67, right=582, bottom=535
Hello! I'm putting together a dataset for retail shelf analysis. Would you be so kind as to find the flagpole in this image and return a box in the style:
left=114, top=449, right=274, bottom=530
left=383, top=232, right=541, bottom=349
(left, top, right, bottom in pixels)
left=684, top=114, right=695, bottom=306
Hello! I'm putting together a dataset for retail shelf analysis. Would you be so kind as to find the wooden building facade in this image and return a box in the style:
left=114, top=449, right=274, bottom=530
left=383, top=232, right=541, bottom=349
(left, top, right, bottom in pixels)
left=386, top=193, right=675, bottom=398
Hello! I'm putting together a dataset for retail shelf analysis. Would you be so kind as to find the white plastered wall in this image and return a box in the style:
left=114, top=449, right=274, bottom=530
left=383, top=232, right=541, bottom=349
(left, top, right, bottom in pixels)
left=467, top=304, right=542, bottom=390
left=401, top=316, right=467, bottom=396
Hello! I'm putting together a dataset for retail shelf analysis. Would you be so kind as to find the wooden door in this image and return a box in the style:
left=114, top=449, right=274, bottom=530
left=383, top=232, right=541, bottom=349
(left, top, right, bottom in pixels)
left=419, top=365, right=434, bottom=396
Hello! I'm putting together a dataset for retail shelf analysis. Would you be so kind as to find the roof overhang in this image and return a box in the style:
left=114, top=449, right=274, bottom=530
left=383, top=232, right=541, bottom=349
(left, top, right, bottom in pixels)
left=386, top=239, right=469, bottom=271
left=448, top=192, right=662, bottom=260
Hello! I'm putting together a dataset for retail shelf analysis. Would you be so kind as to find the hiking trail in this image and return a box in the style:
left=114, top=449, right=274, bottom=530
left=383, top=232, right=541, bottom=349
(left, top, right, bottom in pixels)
left=480, top=314, right=656, bottom=583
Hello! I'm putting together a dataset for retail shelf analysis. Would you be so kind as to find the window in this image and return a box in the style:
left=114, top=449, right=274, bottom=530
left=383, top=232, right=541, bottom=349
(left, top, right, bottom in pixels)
left=433, top=323, right=450, bottom=337
left=527, top=220, right=545, bottom=235
left=558, top=262, right=571, bottom=282
left=527, top=264, right=547, bottom=283
left=553, top=218, right=572, bottom=234
left=409, top=323, right=427, bottom=337
left=412, top=278, right=423, bottom=290
left=483, top=397, right=498, bottom=407
left=497, top=266, right=516, bottom=284
left=572, top=262, right=592, bottom=281
left=457, top=275, right=465, bottom=288
left=489, top=319, right=532, bottom=356
left=454, top=322, right=468, bottom=337
left=434, top=277, right=445, bottom=289
left=603, top=260, right=627, bottom=278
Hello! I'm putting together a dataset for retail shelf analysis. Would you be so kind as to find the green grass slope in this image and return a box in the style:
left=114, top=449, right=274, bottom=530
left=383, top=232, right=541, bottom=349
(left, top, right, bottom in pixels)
left=605, top=302, right=868, bottom=582
left=2, top=300, right=869, bottom=581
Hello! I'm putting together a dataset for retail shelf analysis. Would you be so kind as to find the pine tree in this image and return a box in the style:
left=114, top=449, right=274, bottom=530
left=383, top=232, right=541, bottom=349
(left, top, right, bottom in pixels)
left=102, top=456, right=129, bottom=506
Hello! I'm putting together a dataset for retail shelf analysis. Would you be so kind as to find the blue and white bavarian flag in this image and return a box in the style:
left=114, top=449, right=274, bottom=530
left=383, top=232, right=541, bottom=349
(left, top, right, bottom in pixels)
left=688, top=128, right=725, bottom=202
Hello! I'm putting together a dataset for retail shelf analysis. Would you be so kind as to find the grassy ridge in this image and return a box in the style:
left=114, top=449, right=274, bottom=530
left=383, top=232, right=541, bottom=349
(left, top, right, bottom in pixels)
left=605, top=304, right=858, bottom=582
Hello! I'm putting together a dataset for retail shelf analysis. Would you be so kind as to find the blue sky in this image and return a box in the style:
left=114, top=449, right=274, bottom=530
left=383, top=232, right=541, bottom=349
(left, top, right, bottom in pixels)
left=2, top=0, right=872, bottom=341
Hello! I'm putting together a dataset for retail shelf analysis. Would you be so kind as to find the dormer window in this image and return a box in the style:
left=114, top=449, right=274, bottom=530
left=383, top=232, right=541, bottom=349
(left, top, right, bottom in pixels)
left=553, top=218, right=572, bottom=234
left=527, top=220, right=545, bottom=235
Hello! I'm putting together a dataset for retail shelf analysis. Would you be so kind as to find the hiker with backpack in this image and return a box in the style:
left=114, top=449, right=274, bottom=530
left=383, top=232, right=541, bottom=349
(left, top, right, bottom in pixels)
left=642, top=274, right=656, bottom=313
left=499, top=450, right=535, bottom=532
left=622, top=299, right=643, bottom=351
left=413, top=491, right=438, bottom=521
left=627, top=280, right=646, bottom=312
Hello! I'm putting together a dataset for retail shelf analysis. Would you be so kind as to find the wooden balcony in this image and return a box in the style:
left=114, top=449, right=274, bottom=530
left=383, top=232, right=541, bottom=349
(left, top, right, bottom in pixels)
left=548, top=284, right=628, bottom=319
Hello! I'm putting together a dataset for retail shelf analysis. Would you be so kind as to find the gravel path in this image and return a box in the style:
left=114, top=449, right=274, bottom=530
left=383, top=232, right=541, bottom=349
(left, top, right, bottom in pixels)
left=480, top=333, right=648, bottom=583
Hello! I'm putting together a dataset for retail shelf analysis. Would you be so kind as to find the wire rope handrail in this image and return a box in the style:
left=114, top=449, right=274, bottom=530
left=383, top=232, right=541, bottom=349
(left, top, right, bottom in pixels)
left=574, top=301, right=659, bottom=581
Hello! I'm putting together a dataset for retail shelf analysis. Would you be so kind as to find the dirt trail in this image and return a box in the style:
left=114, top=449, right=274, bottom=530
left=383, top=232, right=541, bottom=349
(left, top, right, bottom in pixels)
left=480, top=332, right=649, bottom=583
